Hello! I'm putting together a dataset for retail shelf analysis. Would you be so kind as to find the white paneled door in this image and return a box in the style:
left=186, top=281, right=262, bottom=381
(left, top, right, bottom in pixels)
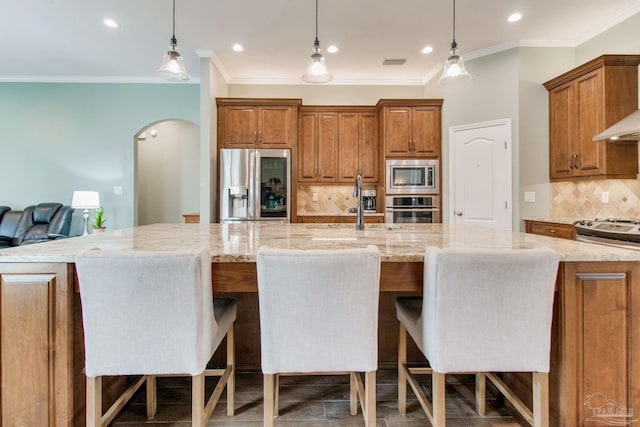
left=449, top=119, right=512, bottom=230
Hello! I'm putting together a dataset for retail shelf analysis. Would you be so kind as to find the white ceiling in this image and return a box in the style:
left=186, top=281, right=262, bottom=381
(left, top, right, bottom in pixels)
left=3, top=0, right=640, bottom=85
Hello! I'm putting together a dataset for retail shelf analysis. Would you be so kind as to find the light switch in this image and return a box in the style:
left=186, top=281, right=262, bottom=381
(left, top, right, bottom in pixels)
left=524, top=191, right=535, bottom=202
left=312, top=192, right=318, bottom=202
left=601, top=191, right=609, bottom=203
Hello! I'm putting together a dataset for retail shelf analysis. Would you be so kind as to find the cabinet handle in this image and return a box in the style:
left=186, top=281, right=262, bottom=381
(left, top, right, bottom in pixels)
left=254, top=131, right=258, bottom=142
left=258, top=131, right=262, bottom=143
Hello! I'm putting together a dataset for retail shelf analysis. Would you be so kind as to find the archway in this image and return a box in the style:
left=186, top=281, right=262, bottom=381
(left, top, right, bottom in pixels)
left=134, top=120, right=199, bottom=226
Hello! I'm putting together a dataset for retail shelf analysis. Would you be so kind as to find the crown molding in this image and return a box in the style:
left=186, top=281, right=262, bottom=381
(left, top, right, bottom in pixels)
left=0, top=76, right=200, bottom=84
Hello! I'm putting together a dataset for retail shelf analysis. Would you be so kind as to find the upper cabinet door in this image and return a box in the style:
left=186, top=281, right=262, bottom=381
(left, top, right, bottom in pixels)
left=298, top=112, right=318, bottom=182
left=258, top=106, right=293, bottom=147
left=360, top=113, right=378, bottom=182
left=412, top=107, right=440, bottom=156
left=338, top=113, right=360, bottom=182
left=548, top=82, right=575, bottom=179
left=575, top=70, right=605, bottom=176
left=384, top=108, right=412, bottom=156
left=317, top=113, right=339, bottom=182
left=223, top=106, right=258, bottom=147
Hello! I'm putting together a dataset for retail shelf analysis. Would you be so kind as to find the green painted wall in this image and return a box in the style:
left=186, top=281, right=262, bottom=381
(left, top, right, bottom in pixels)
left=0, top=82, right=199, bottom=231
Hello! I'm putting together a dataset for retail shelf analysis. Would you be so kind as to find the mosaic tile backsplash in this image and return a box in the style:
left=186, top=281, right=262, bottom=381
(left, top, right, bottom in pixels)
left=551, top=179, right=640, bottom=219
left=297, top=185, right=368, bottom=214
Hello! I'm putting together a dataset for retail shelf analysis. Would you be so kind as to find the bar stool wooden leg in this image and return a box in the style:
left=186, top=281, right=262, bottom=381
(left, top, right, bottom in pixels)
left=432, top=372, right=446, bottom=427
left=350, top=372, right=358, bottom=415
left=264, top=373, right=275, bottom=427
left=365, top=371, right=376, bottom=427
left=192, top=372, right=205, bottom=427
left=226, top=325, right=235, bottom=416
left=146, top=375, right=157, bottom=418
left=86, top=376, right=102, bottom=427
left=398, top=323, right=407, bottom=414
left=475, top=372, right=486, bottom=415
left=533, top=372, right=549, bottom=427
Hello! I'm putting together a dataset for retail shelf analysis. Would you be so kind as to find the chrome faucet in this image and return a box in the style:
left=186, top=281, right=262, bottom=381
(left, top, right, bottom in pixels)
left=353, top=174, right=364, bottom=230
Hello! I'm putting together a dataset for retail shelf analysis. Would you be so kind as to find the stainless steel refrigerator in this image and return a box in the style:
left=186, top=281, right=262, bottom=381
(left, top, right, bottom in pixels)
left=219, top=148, right=291, bottom=222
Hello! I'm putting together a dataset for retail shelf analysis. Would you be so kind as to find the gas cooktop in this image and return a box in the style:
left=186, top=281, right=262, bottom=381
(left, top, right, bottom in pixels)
left=574, top=218, right=640, bottom=243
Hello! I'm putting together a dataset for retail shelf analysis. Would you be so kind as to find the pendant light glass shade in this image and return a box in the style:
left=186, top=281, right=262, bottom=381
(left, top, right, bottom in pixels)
left=157, top=0, right=190, bottom=82
left=302, top=39, right=332, bottom=83
left=439, top=44, right=471, bottom=85
left=439, top=0, right=471, bottom=86
left=302, top=0, right=332, bottom=84
left=157, top=43, right=190, bottom=81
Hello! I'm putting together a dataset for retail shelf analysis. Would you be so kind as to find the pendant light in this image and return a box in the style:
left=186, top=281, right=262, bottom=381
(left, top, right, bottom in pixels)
left=439, top=0, right=471, bottom=85
left=157, top=0, right=190, bottom=81
left=302, top=0, right=332, bottom=83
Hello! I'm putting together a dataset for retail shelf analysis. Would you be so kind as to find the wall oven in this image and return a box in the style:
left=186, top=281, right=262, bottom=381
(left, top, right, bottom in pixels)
left=385, top=196, right=440, bottom=224
left=386, top=159, right=438, bottom=195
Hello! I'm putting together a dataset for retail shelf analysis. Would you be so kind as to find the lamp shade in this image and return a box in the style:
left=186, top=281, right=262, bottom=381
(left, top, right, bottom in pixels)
left=71, top=191, right=100, bottom=209
left=157, top=48, right=191, bottom=82
left=439, top=51, right=472, bottom=85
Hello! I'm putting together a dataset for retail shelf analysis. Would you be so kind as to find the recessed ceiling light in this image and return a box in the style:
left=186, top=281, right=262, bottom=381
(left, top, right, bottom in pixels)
left=104, top=18, right=119, bottom=28
left=327, top=45, right=339, bottom=54
left=232, top=44, right=244, bottom=52
left=507, top=12, right=522, bottom=23
left=421, top=46, right=434, bottom=54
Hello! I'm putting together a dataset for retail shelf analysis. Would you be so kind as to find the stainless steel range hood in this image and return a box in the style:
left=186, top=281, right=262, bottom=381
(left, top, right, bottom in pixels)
left=593, top=110, right=640, bottom=141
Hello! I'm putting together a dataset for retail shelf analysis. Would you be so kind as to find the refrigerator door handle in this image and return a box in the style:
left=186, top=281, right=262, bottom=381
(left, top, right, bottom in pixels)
left=249, top=149, right=257, bottom=219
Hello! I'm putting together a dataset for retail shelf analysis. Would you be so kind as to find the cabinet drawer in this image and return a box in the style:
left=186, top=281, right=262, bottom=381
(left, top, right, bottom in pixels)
left=525, top=221, right=576, bottom=240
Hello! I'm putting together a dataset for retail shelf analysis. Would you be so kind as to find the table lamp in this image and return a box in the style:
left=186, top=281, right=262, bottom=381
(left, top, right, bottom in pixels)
left=71, top=191, right=100, bottom=236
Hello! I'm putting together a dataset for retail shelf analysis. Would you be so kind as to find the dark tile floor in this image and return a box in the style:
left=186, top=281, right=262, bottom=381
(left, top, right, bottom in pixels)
left=112, top=368, right=525, bottom=426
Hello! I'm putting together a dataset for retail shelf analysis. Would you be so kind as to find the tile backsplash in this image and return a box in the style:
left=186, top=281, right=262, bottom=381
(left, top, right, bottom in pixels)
left=297, top=185, right=363, bottom=214
left=551, top=179, right=640, bottom=219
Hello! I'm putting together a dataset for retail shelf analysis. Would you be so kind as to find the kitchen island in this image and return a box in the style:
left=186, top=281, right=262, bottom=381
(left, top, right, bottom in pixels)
left=1, top=222, right=638, bottom=426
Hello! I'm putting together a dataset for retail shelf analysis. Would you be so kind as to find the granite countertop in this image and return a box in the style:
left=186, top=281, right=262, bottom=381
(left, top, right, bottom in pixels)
left=1, top=222, right=639, bottom=263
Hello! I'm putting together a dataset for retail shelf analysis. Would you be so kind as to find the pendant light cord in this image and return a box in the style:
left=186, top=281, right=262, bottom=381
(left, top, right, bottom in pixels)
left=313, top=0, right=320, bottom=49
left=451, top=0, right=458, bottom=50
left=171, top=0, right=177, bottom=48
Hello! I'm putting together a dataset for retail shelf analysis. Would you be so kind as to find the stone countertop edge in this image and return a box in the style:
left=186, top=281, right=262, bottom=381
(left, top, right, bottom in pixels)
left=0, top=222, right=638, bottom=263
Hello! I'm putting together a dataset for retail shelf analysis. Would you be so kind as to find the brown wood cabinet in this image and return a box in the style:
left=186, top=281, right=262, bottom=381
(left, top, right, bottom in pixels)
left=377, top=99, right=443, bottom=157
left=217, top=98, right=300, bottom=148
left=0, top=263, right=74, bottom=425
left=543, top=55, right=640, bottom=181
left=299, top=107, right=379, bottom=184
left=554, top=261, right=640, bottom=425
left=298, top=110, right=339, bottom=182
left=337, top=110, right=379, bottom=183
left=525, top=220, right=576, bottom=240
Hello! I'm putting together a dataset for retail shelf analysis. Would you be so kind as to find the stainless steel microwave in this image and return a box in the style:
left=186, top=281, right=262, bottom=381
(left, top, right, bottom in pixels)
left=385, top=159, right=439, bottom=194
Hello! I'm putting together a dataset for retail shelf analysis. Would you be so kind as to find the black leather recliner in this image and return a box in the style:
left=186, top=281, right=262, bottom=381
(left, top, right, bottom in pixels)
left=0, top=208, right=26, bottom=248
left=0, top=203, right=74, bottom=248
left=19, top=203, right=74, bottom=245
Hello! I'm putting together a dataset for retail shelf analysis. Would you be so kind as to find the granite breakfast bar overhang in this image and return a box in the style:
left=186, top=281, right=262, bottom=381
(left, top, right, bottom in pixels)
left=0, top=222, right=639, bottom=426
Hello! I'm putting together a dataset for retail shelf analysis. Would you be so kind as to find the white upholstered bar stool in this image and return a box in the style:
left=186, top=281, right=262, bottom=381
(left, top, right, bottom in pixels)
left=256, top=245, right=381, bottom=427
left=75, top=248, right=236, bottom=427
left=396, top=246, right=559, bottom=427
